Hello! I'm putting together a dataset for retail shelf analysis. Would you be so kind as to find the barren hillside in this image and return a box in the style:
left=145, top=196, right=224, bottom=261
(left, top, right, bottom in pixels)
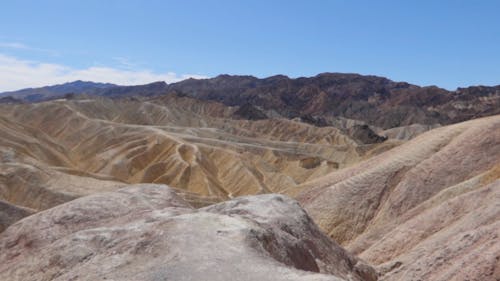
left=0, top=95, right=394, bottom=222
left=296, top=115, right=500, bottom=280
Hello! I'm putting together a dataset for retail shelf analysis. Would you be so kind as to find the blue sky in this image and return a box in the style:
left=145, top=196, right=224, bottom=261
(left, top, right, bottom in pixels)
left=1, top=0, right=499, bottom=91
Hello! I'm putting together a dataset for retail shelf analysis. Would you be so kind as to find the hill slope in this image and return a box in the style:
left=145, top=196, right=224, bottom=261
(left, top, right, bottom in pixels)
left=295, top=114, right=500, bottom=281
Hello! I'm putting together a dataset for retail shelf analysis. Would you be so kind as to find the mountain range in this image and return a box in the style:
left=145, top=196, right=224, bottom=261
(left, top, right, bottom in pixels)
left=2, top=73, right=499, bottom=129
left=0, top=73, right=499, bottom=281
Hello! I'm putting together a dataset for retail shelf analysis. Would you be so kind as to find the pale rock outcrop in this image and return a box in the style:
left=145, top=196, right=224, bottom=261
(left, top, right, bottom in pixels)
left=0, top=184, right=377, bottom=281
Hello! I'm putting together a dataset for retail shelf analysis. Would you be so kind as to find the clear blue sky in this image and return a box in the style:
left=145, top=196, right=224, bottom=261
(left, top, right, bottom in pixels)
left=1, top=0, right=499, bottom=91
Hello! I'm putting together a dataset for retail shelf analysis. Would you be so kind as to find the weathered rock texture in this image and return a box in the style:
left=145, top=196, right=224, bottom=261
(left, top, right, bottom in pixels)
left=296, top=115, right=500, bottom=281
left=0, top=184, right=376, bottom=281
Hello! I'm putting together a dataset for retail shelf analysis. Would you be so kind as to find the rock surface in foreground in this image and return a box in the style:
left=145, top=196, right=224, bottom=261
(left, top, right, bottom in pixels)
left=0, top=184, right=376, bottom=281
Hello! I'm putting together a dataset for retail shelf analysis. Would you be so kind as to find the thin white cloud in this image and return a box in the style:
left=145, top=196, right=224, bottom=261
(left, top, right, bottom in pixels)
left=0, top=54, right=207, bottom=92
left=112, top=56, right=137, bottom=69
left=0, top=42, right=59, bottom=56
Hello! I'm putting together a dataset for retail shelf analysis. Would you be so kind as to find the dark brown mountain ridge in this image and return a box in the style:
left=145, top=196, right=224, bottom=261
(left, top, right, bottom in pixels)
left=2, top=73, right=499, bottom=129
left=166, top=73, right=500, bottom=129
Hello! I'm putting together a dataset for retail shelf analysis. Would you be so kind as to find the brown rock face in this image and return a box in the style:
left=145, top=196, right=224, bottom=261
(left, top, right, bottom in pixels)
left=348, top=124, right=387, bottom=144
left=0, top=184, right=376, bottom=281
left=296, top=115, right=500, bottom=281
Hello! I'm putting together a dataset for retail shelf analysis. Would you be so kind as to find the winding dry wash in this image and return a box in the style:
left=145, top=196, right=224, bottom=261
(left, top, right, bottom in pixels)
left=0, top=74, right=499, bottom=281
